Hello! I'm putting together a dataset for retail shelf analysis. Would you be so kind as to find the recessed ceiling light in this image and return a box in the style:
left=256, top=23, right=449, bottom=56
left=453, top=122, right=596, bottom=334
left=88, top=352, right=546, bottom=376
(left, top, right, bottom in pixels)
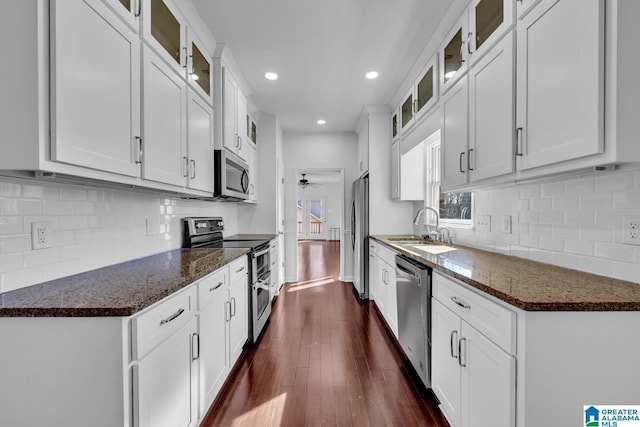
left=265, top=72, right=278, bottom=80
left=365, top=71, right=379, bottom=79
left=317, top=119, right=326, bottom=125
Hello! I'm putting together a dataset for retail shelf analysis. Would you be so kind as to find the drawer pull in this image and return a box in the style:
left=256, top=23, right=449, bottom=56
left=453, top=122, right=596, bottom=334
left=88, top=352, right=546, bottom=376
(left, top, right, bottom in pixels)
left=210, top=281, right=224, bottom=292
left=236, top=266, right=245, bottom=273
left=159, top=308, right=185, bottom=326
left=191, top=333, right=200, bottom=362
left=230, top=297, right=236, bottom=317
left=450, top=330, right=459, bottom=359
left=451, top=296, right=470, bottom=310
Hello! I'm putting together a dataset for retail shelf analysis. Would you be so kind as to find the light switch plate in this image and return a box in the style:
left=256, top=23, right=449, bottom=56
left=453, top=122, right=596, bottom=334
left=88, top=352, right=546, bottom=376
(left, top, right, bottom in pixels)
left=502, top=215, right=512, bottom=234
left=476, top=215, right=491, bottom=232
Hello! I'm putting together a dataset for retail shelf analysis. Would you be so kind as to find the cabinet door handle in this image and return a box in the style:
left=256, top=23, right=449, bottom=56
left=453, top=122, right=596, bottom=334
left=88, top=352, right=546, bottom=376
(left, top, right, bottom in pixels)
left=468, top=148, right=474, bottom=171
left=458, top=337, right=467, bottom=367
left=467, top=32, right=473, bottom=55
left=209, top=281, right=224, bottom=292
left=191, top=160, right=196, bottom=179
left=183, top=156, right=189, bottom=177
left=413, top=99, right=419, bottom=114
left=160, top=308, right=185, bottom=325
left=135, top=0, right=141, bottom=17
left=451, top=296, right=470, bottom=309
left=459, top=151, right=466, bottom=173
left=450, top=330, right=459, bottom=359
left=230, top=297, right=236, bottom=317
left=134, top=136, right=143, bottom=164
left=225, top=301, right=231, bottom=322
left=236, top=266, right=245, bottom=273
left=516, top=127, right=524, bottom=156
left=191, top=332, right=200, bottom=361
left=182, top=47, right=188, bottom=68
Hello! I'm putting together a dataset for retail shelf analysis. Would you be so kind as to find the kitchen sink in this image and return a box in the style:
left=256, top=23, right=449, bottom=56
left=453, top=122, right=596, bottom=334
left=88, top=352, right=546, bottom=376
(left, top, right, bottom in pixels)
left=407, top=244, right=457, bottom=255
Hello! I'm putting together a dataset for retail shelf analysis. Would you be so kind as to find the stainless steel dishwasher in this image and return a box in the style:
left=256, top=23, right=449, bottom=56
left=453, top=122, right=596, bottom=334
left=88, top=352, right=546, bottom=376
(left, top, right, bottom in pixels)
left=396, top=255, right=432, bottom=388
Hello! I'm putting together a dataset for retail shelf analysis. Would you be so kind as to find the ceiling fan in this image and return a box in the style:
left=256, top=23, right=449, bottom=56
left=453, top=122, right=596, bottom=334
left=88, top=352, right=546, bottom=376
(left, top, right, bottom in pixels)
left=298, top=173, right=318, bottom=189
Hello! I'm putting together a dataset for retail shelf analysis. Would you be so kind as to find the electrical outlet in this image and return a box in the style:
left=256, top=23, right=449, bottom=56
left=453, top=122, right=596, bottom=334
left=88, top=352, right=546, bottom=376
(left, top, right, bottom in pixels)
left=502, top=215, right=512, bottom=234
left=623, top=215, right=640, bottom=245
left=476, top=215, right=491, bottom=232
left=31, top=221, right=51, bottom=249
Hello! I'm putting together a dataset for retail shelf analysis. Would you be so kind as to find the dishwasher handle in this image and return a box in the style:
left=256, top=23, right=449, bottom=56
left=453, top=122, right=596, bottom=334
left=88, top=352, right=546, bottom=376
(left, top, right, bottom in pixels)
left=395, top=255, right=430, bottom=285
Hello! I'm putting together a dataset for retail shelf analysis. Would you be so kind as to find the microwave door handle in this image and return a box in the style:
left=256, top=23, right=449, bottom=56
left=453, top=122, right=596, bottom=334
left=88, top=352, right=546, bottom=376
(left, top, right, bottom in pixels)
left=241, top=169, right=249, bottom=193
left=253, top=248, right=270, bottom=258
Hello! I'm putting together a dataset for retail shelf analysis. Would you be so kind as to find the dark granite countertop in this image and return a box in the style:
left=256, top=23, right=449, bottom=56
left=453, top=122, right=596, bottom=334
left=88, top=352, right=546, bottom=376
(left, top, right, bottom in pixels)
left=0, top=248, right=249, bottom=317
left=225, top=234, right=277, bottom=241
left=371, top=235, right=640, bottom=311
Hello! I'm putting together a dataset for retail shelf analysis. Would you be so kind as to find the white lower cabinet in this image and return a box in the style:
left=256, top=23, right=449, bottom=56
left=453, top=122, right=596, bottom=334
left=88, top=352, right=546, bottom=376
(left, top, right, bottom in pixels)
left=369, top=240, right=398, bottom=337
left=135, top=316, right=198, bottom=427
left=432, top=288, right=516, bottom=427
left=198, top=257, right=248, bottom=419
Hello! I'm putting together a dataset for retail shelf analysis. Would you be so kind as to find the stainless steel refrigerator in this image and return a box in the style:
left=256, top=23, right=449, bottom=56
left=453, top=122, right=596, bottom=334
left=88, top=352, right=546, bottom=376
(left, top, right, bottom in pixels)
left=351, top=176, right=369, bottom=299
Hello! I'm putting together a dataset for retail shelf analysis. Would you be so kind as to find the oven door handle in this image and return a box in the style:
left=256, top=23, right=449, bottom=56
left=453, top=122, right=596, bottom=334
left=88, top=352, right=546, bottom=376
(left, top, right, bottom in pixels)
left=252, top=248, right=270, bottom=258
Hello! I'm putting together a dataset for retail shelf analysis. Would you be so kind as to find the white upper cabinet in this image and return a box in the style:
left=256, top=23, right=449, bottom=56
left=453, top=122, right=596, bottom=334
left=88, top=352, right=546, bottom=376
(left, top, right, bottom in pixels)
left=391, top=108, right=400, bottom=143
left=516, top=0, right=604, bottom=171
left=390, top=141, right=400, bottom=200
left=187, top=30, right=213, bottom=105
left=414, top=56, right=439, bottom=121
left=141, top=47, right=188, bottom=187
left=468, top=0, right=514, bottom=65
left=357, top=119, right=369, bottom=176
left=439, top=13, right=469, bottom=94
left=441, top=77, right=469, bottom=189
left=141, top=0, right=187, bottom=78
left=50, top=0, right=141, bottom=178
left=107, top=0, right=140, bottom=32
left=223, top=68, right=250, bottom=162
left=468, top=30, right=515, bottom=182
left=186, top=90, right=214, bottom=193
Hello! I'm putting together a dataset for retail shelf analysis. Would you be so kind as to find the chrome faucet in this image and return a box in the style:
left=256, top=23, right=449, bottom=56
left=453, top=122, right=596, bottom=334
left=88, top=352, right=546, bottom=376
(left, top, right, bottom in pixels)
left=413, top=207, right=453, bottom=245
left=413, top=206, right=440, bottom=240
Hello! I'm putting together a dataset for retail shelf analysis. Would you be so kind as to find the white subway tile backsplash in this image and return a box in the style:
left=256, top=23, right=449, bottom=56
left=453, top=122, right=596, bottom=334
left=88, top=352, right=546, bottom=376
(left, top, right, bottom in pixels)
left=530, top=197, right=553, bottom=211
left=530, top=223, right=552, bottom=237
left=539, top=236, right=564, bottom=252
left=580, top=193, right=613, bottom=210
left=595, top=172, right=635, bottom=193
left=519, top=186, right=540, bottom=199
left=613, top=191, right=640, bottom=210
left=594, top=242, right=635, bottom=263
left=0, top=177, right=238, bottom=291
left=552, top=224, right=580, bottom=240
left=552, top=195, right=579, bottom=211
left=565, top=210, right=595, bottom=226
left=565, top=176, right=595, bottom=195
left=565, top=239, right=595, bottom=256
left=0, top=253, right=23, bottom=273
left=529, top=248, right=552, bottom=264
left=613, top=261, right=640, bottom=283
left=539, top=211, right=564, bottom=224
left=578, top=256, right=614, bottom=277
left=579, top=225, right=614, bottom=243
left=0, top=217, right=23, bottom=235
left=552, top=252, right=580, bottom=270
left=540, top=182, right=565, bottom=197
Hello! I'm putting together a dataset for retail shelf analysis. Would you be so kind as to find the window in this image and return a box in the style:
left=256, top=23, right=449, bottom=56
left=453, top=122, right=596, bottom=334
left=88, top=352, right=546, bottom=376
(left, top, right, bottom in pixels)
left=425, top=131, right=473, bottom=228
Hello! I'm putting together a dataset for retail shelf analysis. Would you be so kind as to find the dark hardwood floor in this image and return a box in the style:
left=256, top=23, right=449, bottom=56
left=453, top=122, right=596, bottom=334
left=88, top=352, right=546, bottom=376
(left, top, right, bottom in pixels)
left=201, top=240, right=449, bottom=427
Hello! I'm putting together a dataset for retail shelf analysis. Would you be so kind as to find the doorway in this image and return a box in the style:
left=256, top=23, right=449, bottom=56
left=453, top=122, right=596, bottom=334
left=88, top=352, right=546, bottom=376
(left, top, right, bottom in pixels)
left=297, top=197, right=327, bottom=240
left=294, top=169, right=344, bottom=281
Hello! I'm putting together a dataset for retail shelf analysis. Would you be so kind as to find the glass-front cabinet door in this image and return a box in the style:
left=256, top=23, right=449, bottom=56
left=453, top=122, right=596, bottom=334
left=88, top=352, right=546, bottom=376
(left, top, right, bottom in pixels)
left=391, top=109, right=399, bottom=142
left=469, top=0, right=514, bottom=65
left=439, top=14, right=468, bottom=94
left=415, top=55, right=438, bottom=120
left=187, top=31, right=212, bottom=103
left=142, top=0, right=186, bottom=77
left=401, top=91, right=414, bottom=131
left=106, top=0, right=138, bottom=31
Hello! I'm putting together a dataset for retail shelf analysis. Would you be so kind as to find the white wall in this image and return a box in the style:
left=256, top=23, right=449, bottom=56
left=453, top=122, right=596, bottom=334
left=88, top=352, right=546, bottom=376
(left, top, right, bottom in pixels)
left=0, top=176, right=238, bottom=292
left=283, top=132, right=358, bottom=282
left=421, top=168, right=640, bottom=284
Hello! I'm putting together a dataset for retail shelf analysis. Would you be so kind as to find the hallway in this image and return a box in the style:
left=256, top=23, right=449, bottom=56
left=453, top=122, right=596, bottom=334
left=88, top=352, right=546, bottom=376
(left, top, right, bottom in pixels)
left=202, top=240, right=448, bottom=427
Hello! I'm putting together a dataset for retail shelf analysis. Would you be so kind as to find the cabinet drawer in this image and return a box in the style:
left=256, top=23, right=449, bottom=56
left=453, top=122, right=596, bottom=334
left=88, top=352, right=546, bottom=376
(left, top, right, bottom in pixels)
left=433, top=272, right=515, bottom=354
left=229, top=256, right=248, bottom=284
left=132, top=286, right=197, bottom=360
left=378, top=244, right=397, bottom=267
left=198, top=268, right=228, bottom=310
left=369, top=239, right=380, bottom=255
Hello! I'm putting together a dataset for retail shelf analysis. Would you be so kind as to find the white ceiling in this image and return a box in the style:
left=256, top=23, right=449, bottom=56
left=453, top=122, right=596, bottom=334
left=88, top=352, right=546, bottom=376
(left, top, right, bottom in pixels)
left=192, top=0, right=454, bottom=133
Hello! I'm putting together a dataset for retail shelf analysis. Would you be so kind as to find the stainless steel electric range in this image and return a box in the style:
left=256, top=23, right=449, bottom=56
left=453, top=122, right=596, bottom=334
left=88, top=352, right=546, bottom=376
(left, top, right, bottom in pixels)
left=182, top=217, right=271, bottom=343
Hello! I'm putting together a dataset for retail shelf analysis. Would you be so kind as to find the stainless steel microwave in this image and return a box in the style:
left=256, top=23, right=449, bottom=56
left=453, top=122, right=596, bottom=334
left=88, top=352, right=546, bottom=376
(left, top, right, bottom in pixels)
left=214, top=150, right=249, bottom=201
